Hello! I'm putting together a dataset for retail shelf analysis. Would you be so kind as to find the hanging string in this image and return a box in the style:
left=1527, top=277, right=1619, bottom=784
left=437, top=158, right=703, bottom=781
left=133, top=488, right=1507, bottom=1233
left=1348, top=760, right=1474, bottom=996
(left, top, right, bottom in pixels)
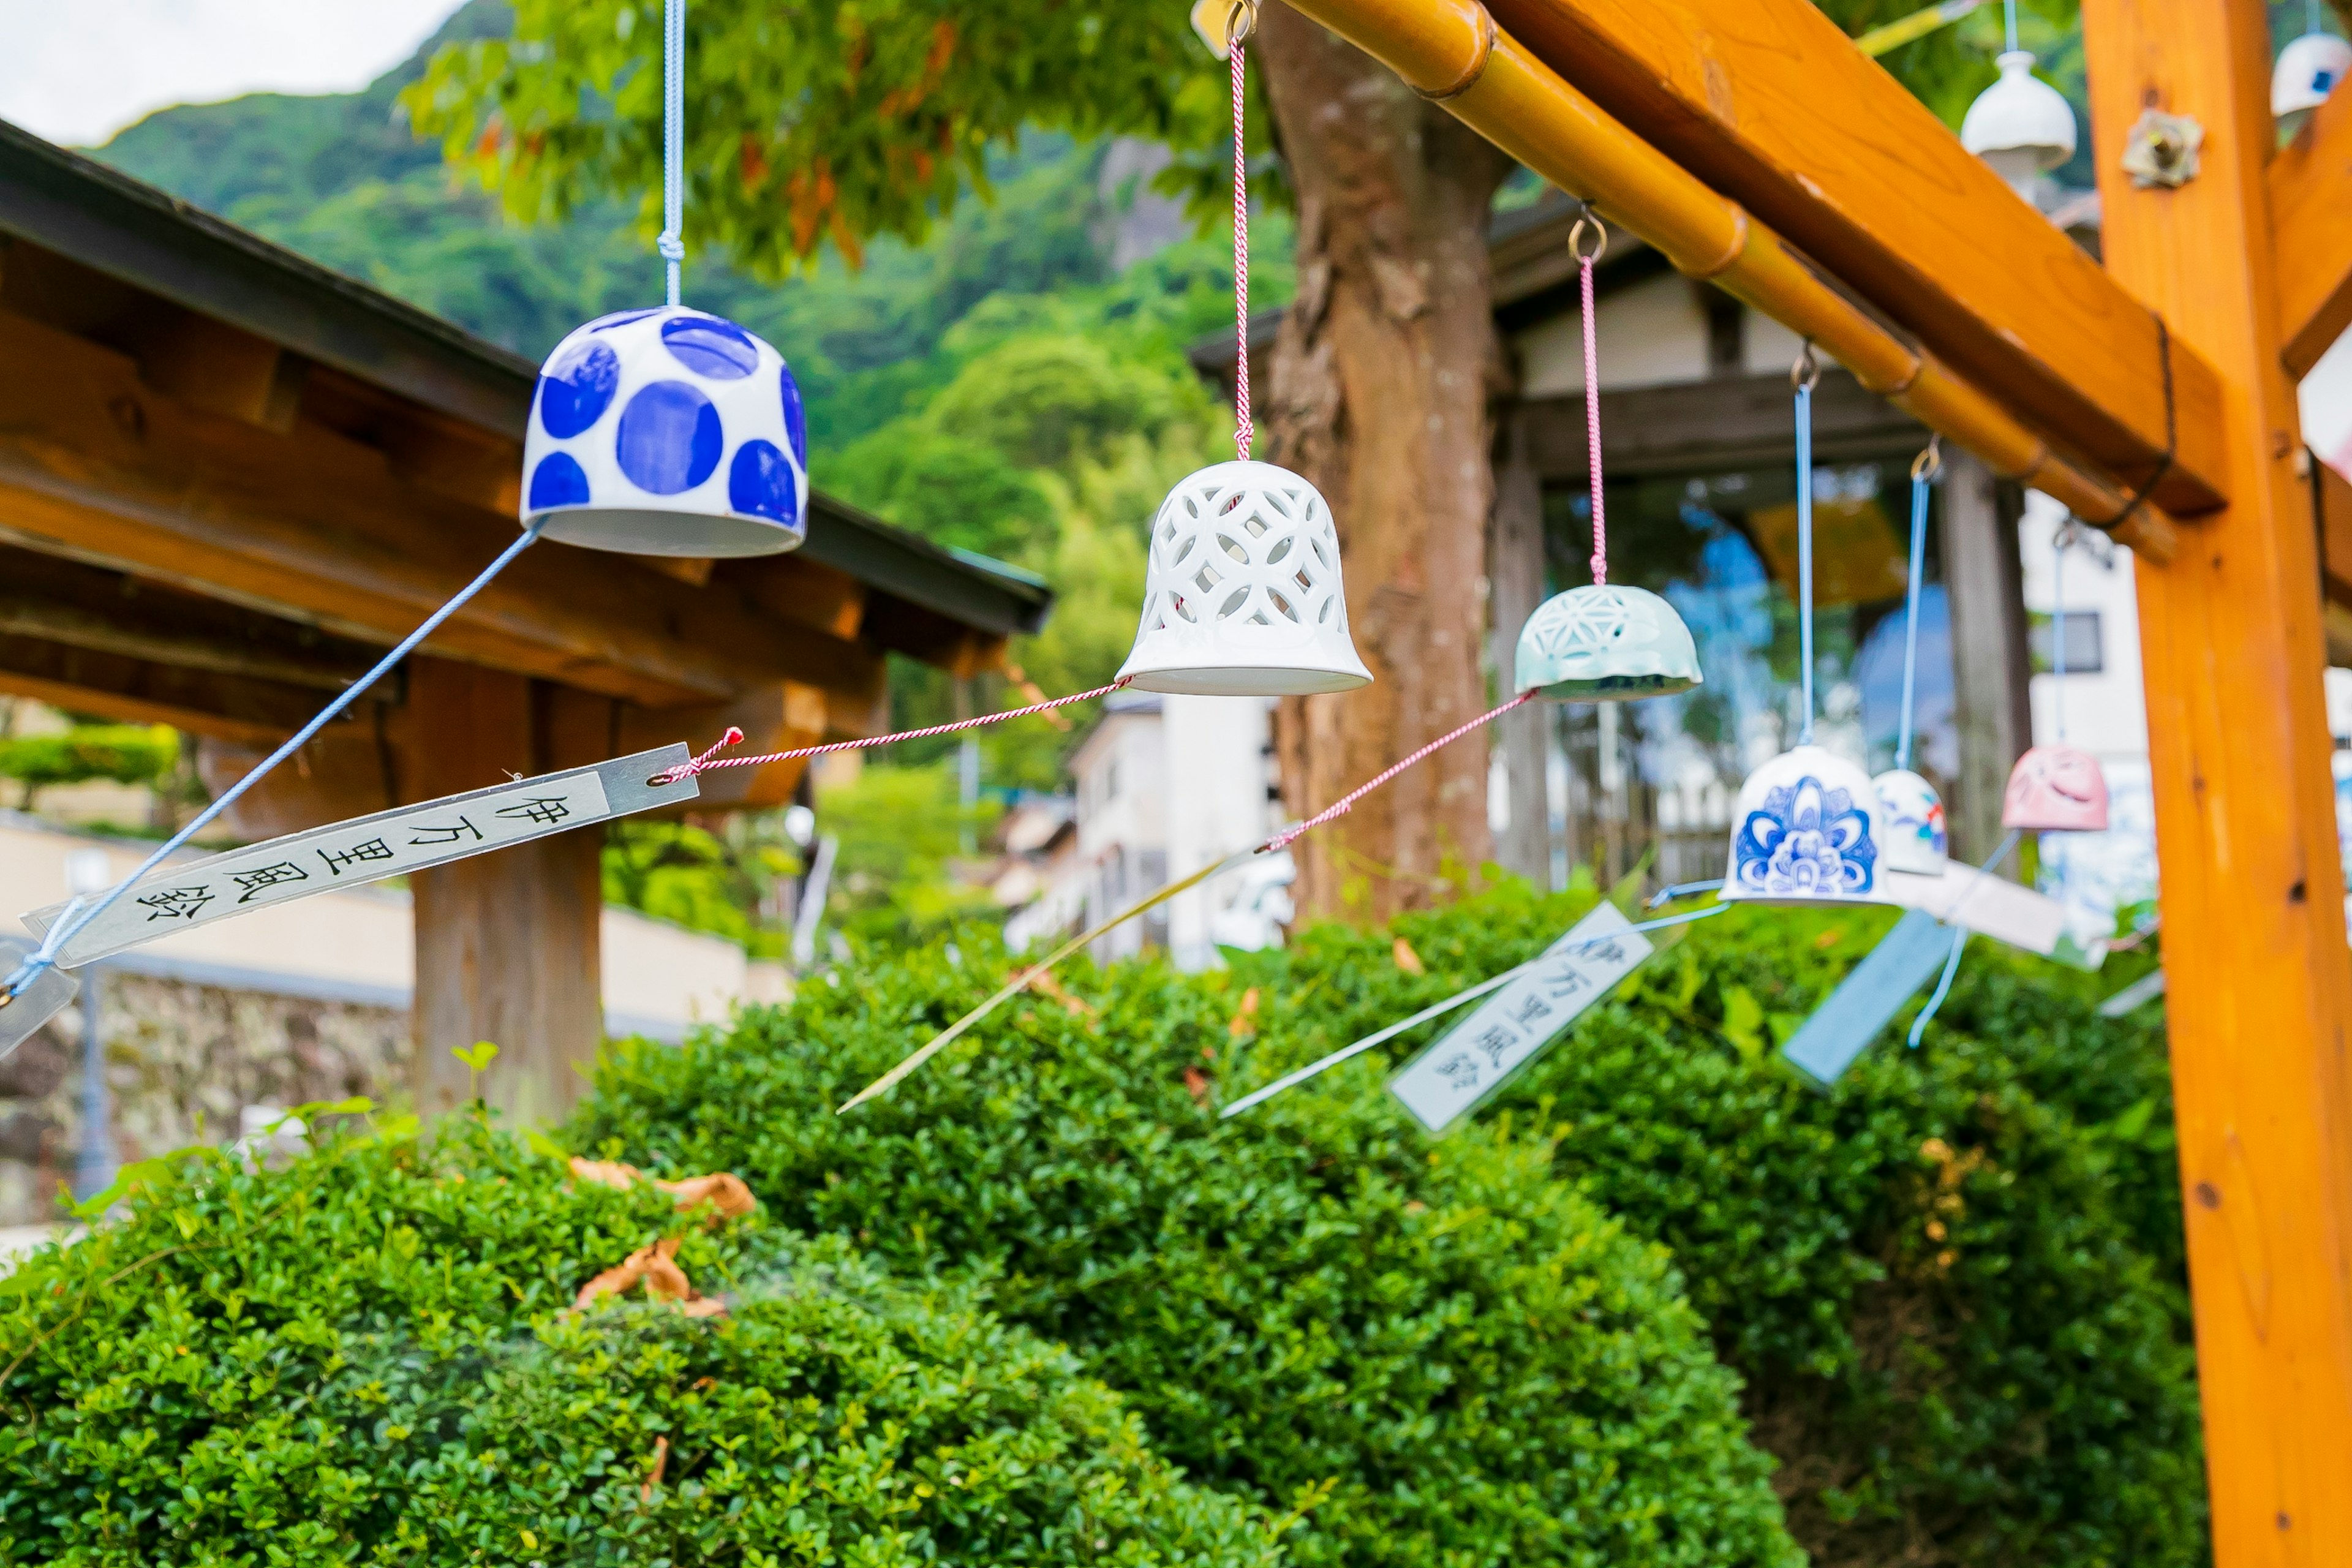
left=1898, top=439, right=1939, bottom=774
left=1575, top=217, right=1609, bottom=584
left=1263, top=691, right=1536, bottom=853
left=2, top=524, right=548, bottom=1009
left=657, top=0, right=687, bottom=306
left=2003, top=0, right=2021, bottom=52
left=1904, top=825, right=2022, bottom=1048
left=1219, top=902, right=1733, bottom=1118
left=1229, top=2, right=1257, bottom=461
left=2050, top=522, right=2070, bottom=744
left=659, top=677, right=1135, bottom=784
left=1794, top=345, right=1820, bottom=746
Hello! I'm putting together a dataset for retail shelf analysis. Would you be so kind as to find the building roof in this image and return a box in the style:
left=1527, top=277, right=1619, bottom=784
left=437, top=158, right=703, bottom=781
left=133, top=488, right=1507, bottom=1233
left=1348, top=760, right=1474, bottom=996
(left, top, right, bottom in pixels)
left=0, top=116, right=1052, bottom=643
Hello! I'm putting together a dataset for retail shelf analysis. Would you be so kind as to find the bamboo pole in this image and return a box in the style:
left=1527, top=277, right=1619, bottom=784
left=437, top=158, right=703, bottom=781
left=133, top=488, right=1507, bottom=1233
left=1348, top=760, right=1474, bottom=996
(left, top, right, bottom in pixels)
left=1279, top=0, right=2180, bottom=564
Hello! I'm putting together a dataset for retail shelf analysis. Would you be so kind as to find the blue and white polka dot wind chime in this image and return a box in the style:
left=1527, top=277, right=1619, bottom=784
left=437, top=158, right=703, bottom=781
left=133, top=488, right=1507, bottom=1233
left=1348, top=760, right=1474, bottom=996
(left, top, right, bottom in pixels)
left=0, top=0, right=771, bottom=1050
left=1720, top=347, right=1891, bottom=905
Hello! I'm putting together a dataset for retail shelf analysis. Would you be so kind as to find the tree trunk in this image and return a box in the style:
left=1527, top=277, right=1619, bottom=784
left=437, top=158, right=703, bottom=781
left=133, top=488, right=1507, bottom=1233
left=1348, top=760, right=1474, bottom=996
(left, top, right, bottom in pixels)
left=1258, top=4, right=1513, bottom=923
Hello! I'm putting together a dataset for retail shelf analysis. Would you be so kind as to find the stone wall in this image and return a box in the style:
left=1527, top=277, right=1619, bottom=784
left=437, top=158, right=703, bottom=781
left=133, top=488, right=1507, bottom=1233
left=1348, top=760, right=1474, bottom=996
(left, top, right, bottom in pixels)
left=0, top=974, right=406, bottom=1226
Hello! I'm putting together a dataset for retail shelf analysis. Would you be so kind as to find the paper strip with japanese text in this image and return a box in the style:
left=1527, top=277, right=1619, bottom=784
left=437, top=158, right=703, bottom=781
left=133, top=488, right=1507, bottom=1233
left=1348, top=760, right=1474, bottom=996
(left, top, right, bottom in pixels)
left=20, top=745, right=697, bottom=970
left=1387, top=902, right=1652, bottom=1134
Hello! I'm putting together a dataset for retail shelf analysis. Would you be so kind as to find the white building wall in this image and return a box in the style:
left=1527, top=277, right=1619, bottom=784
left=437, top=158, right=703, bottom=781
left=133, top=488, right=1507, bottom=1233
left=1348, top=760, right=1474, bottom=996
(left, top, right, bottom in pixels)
left=1161, top=695, right=1281, bottom=968
left=1517, top=272, right=1714, bottom=396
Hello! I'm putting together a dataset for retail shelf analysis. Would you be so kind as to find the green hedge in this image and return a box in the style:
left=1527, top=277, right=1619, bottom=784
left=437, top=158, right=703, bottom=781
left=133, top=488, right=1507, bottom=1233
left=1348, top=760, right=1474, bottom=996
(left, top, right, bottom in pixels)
left=577, top=882, right=2201, bottom=1568
left=0, top=1117, right=1287, bottom=1567
left=576, top=953, right=1807, bottom=1568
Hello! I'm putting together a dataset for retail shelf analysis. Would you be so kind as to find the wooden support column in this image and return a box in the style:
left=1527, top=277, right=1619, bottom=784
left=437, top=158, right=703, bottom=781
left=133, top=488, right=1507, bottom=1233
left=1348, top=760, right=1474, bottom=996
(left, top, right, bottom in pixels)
left=1491, top=407, right=1551, bottom=884
left=2081, top=2, right=2352, bottom=1558
left=1937, top=450, right=2032, bottom=867
left=405, top=658, right=603, bottom=1127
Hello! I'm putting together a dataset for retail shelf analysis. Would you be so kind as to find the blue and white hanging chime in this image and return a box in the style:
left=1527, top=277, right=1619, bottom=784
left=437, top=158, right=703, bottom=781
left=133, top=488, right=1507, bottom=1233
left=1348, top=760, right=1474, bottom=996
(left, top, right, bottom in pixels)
left=1721, top=347, right=1889, bottom=905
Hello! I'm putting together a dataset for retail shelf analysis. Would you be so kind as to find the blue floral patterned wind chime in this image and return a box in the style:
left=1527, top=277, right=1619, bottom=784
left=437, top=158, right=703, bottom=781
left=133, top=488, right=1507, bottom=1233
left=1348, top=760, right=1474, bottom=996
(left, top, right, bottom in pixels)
left=1721, top=347, right=1890, bottom=905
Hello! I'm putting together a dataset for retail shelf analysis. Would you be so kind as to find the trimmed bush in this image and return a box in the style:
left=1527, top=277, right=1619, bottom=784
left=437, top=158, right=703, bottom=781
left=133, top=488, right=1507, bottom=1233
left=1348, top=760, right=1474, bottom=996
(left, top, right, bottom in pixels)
left=0, top=1118, right=1287, bottom=1567
left=575, top=960, right=1807, bottom=1568
left=577, top=882, right=2201, bottom=1568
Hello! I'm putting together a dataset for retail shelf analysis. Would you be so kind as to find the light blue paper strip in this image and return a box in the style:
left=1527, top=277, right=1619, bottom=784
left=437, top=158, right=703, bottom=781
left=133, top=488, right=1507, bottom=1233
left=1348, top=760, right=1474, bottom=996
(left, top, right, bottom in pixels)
left=2098, top=968, right=2167, bottom=1017
left=1781, top=909, right=1956, bottom=1087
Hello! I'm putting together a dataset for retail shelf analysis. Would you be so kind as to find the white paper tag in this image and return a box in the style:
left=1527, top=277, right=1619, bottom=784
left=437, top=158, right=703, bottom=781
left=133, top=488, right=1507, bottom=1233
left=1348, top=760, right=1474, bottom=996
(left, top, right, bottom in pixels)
left=1881, top=865, right=2070, bottom=956
left=0, top=933, right=79, bottom=1060
left=1388, top=903, right=1653, bottom=1134
left=21, top=745, right=694, bottom=970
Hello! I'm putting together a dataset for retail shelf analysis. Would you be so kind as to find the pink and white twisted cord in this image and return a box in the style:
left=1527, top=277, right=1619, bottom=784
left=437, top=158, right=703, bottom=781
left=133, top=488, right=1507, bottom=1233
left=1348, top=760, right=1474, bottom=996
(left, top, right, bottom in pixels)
left=660, top=678, right=1131, bottom=783
left=1231, top=33, right=1253, bottom=461
left=1581, top=252, right=1607, bottom=586
left=1263, top=692, right=1537, bottom=853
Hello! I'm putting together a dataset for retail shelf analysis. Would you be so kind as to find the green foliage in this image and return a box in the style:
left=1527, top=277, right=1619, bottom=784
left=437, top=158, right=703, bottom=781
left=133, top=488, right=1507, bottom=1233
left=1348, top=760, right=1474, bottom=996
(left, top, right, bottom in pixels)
left=573, top=953, right=1807, bottom=1568
left=402, top=1, right=1242, bottom=277
left=0, top=723, right=178, bottom=807
left=814, top=763, right=1002, bottom=944
left=576, top=885, right=2203, bottom=1568
left=0, top=1118, right=1289, bottom=1566
left=602, top=817, right=799, bottom=956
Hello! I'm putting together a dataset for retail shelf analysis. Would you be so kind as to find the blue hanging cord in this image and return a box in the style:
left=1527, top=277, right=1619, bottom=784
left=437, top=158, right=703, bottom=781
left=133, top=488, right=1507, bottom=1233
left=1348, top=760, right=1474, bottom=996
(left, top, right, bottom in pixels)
left=1897, top=440, right=1937, bottom=774
left=1, top=523, right=547, bottom=1006
left=1905, top=825, right=2022, bottom=1047
left=2003, top=0, right=2021, bottom=53
left=1794, top=347, right=1819, bottom=746
left=657, top=0, right=687, bottom=306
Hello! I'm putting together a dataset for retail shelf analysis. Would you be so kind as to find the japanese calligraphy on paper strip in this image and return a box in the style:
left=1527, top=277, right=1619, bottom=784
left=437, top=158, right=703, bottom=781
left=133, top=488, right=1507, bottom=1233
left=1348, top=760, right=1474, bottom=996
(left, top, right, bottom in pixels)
left=19, top=745, right=696, bottom=970
left=1388, top=902, right=1653, bottom=1134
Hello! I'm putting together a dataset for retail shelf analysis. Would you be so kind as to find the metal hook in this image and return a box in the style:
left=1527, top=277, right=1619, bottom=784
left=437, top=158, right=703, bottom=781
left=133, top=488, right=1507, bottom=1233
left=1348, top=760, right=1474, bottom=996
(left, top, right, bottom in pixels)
left=1225, top=0, right=1259, bottom=47
left=1911, top=434, right=1943, bottom=483
left=1792, top=342, right=1820, bottom=393
left=1568, top=213, right=1608, bottom=264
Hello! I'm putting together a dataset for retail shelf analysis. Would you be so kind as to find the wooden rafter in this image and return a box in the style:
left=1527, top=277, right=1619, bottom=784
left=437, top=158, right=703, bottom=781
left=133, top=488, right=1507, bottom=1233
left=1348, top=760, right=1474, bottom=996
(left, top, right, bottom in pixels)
left=2272, top=83, right=2352, bottom=380
left=1479, top=0, right=2230, bottom=517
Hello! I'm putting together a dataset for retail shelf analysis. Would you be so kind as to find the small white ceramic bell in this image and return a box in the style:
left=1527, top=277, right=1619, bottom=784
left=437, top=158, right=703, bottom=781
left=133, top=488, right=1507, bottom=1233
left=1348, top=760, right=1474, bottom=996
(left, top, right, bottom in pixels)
left=2003, top=745, right=2109, bottom=833
left=1961, top=51, right=2079, bottom=200
left=521, top=307, right=809, bottom=557
left=1515, top=585, right=1702, bottom=701
left=1118, top=459, right=1373, bottom=696
left=2274, top=29, right=2351, bottom=133
left=1873, top=768, right=1949, bottom=876
left=1722, top=745, right=1887, bottom=904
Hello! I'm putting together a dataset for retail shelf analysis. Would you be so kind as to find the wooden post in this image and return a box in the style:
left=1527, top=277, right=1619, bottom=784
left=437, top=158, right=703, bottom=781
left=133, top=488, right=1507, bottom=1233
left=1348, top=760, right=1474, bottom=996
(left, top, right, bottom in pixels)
left=406, top=658, right=604, bottom=1126
left=2080, top=1, right=2352, bottom=1556
left=1937, top=450, right=2032, bottom=867
left=1491, top=406, right=1551, bottom=885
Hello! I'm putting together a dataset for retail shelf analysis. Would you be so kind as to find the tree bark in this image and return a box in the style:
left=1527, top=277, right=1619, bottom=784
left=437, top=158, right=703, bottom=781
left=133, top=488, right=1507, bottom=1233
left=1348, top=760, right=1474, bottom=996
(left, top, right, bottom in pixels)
left=1258, top=4, right=1513, bottom=922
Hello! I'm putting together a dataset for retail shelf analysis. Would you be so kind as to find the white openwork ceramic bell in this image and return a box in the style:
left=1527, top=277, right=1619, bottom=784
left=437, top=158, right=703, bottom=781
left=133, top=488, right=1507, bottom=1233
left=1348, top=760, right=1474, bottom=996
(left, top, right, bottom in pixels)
left=1515, top=585, right=1702, bottom=701
left=1117, top=459, right=1373, bottom=696
left=521, top=307, right=809, bottom=557
left=2002, top=745, right=2109, bottom=833
left=1721, top=745, right=1888, bottom=905
left=1872, top=768, right=1949, bottom=876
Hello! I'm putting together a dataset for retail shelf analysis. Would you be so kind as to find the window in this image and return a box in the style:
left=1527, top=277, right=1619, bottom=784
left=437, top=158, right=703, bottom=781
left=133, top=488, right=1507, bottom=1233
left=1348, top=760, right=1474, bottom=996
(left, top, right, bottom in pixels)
left=2029, top=610, right=2104, bottom=676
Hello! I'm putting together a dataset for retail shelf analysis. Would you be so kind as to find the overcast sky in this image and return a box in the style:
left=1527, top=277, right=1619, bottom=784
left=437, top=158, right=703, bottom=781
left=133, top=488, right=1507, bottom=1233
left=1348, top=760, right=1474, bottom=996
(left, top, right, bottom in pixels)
left=0, top=1, right=466, bottom=147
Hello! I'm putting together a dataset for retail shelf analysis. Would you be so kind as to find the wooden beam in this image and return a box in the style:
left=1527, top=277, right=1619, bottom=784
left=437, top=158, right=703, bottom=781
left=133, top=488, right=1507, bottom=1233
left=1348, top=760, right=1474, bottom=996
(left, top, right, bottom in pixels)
left=0, top=306, right=886, bottom=710
left=2318, top=457, right=2352, bottom=610
left=2271, top=82, right=2352, bottom=380
left=0, top=633, right=360, bottom=747
left=2081, top=1, right=2352, bottom=1557
left=1480, top=0, right=2230, bottom=517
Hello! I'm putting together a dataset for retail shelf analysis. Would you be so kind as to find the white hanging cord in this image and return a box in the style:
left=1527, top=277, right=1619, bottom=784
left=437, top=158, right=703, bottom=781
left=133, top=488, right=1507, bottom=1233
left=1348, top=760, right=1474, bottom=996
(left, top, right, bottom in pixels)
left=1794, top=345, right=1820, bottom=746
left=2051, top=522, right=2069, bottom=744
left=1898, top=439, right=1939, bottom=774
left=657, top=0, right=687, bottom=306
left=1228, top=1, right=1259, bottom=461
left=1, top=524, right=548, bottom=1011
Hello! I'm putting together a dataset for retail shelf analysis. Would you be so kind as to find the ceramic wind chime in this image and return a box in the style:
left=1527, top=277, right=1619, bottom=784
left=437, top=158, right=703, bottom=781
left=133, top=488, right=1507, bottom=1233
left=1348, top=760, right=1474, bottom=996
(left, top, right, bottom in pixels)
left=520, top=0, right=810, bottom=559
left=2002, top=522, right=2109, bottom=832
left=1513, top=219, right=1703, bottom=701
left=1874, top=441, right=1951, bottom=878
left=1721, top=349, right=1888, bottom=905
left=1117, top=2, right=1372, bottom=697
